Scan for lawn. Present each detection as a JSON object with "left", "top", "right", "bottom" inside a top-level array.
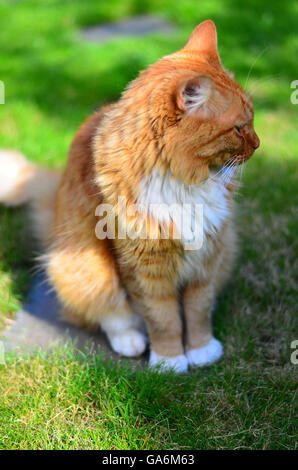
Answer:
[{"left": 0, "top": 0, "right": 297, "bottom": 450}]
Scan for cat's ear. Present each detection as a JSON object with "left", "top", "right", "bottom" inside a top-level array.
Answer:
[
  {"left": 184, "top": 19, "right": 221, "bottom": 66},
  {"left": 176, "top": 75, "right": 214, "bottom": 117},
  {"left": 176, "top": 75, "right": 232, "bottom": 119}
]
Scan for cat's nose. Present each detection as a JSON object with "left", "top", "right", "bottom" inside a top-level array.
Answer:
[
  {"left": 245, "top": 127, "right": 260, "bottom": 150},
  {"left": 251, "top": 132, "right": 260, "bottom": 149}
]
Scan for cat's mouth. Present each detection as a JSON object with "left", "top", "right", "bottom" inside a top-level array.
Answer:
[
  {"left": 208, "top": 130, "right": 260, "bottom": 168},
  {"left": 236, "top": 145, "right": 258, "bottom": 163},
  {"left": 209, "top": 144, "right": 258, "bottom": 169}
]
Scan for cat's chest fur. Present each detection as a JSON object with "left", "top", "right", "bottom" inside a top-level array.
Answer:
[{"left": 137, "top": 168, "right": 232, "bottom": 282}]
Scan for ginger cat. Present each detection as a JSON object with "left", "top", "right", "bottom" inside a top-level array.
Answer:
[{"left": 0, "top": 20, "right": 259, "bottom": 372}]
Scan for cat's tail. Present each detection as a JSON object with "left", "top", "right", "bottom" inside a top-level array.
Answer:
[{"left": 0, "top": 149, "right": 62, "bottom": 245}]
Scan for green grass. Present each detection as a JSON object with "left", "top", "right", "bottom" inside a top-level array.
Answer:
[
  {"left": 0, "top": 344, "right": 296, "bottom": 450},
  {"left": 0, "top": 0, "right": 297, "bottom": 450}
]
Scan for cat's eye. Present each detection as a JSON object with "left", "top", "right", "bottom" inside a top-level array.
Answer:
[{"left": 235, "top": 124, "right": 243, "bottom": 133}]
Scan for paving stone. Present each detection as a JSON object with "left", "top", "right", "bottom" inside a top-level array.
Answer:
[
  {"left": 80, "top": 15, "right": 177, "bottom": 43},
  {"left": 2, "top": 272, "right": 146, "bottom": 366}
]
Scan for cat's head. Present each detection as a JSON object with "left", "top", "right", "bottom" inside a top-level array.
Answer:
[{"left": 125, "top": 20, "right": 260, "bottom": 184}]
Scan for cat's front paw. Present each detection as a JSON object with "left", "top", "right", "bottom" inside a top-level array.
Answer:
[
  {"left": 108, "top": 329, "right": 148, "bottom": 357},
  {"left": 186, "top": 338, "right": 223, "bottom": 367},
  {"left": 149, "top": 351, "right": 188, "bottom": 373}
]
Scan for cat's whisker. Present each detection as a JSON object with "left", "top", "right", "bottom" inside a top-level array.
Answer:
[
  {"left": 244, "top": 46, "right": 271, "bottom": 90},
  {"left": 239, "top": 157, "right": 245, "bottom": 184},
  {"left": 247, "top": 75, "right": 281, "bottom": 97},
  {"left": 208, "top": 158, "right": 235, "bottom": 183},
  {"left": 247, "top": 73, "right": 281, "bottom": 91},
  {"left": 219, "top": 159, "right": 236, "bottom": 182},
  {"left": 216, "top": 169, "right": 233, "bottom": 186},
  {"left": 220, "top": 158, "right": 242, "bottom": 186}
]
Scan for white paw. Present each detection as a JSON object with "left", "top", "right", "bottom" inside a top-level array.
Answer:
[
  {"left": 187, "top": 338, "right": 223, "bottom": 367},
  {"left": 149, "top": 351, "right": 188, "bottom": 373},
  {"left": 108, "top": 329, "right": 147, "bottom": 357}
]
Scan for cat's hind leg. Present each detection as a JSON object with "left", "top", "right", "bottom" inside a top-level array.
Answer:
[{"left": 46, "top": 239, "right": 147, "bottom": 358}]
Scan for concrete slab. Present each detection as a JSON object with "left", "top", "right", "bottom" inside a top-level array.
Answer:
[
  {"left": 80, "top": 15, "right": 177, "bottom": 43},
  {"left": 2, "top": 273, "right": 146, "bottom": 366}
]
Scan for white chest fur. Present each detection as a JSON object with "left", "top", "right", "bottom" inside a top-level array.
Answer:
[
  {"left": 137, "top": 168, "right": 232, "bottom": 282},
  {"left": 138, "top": 169, "right": 231, "bottom": 240}
]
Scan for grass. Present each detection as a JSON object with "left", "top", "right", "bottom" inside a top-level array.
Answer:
[
  {"left": 0, "top": 345, "right": 296, "bottom": 450},
  {"left": 0, "top": 0, "right": 297, "bottom": 450}
]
